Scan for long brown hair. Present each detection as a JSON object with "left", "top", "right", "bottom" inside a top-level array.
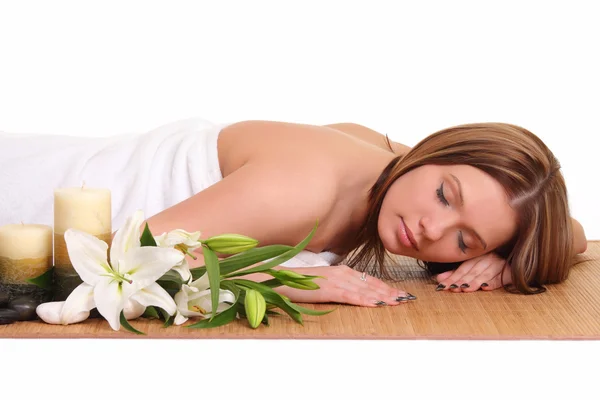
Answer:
[{"left": 346, "top": 123, "right": 573, "bottom": 295}]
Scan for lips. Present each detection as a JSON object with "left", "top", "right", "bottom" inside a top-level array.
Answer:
[{"left": 400, "top": 218, "right": 419, "bottom": 251}]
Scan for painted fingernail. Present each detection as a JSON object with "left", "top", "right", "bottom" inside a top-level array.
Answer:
[
  {"left": 460, "top": 283, "right": 470, "bottom": 288},
  {"left": 481, "top": 283, "right": 489, "bottom": 288},
  {"left": 395, "top": 296, "right": 409, "bottom": 302},
  {"left": 449, "top": 284, "right": 459, "bottom": 289},
  {"left": 375, "top": 300, "right": 387, "bottom": 306},
  {"left": 435, "top": 284, "right": 446, "bottom": 291},
  {"left": 406, "top": 293, "right": 417, "bottom": 300}
]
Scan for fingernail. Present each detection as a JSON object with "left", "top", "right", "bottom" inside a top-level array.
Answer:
[
  {"left": 449, "top": 284, "right": 459, "bottom": 289},
  {"left": 481, "top": 283, "right": 489, "bottom": 288},
  {"left": 435, "top": 284, "right": 446, "bottom": 291},
  {"left": 460, "top": 283, "right": 470, "bottom": 288},
  {"left": 395, "top": 296, "right": 409, "bottom": 302},
  {"left": 406, "top": 293, "right": 417, "bottom": 300},
  {"left": 374, "top": 300, "right": 387, "bottom": 306}
]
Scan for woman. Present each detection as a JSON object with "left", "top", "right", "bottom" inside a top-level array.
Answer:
[{"left": 0, "top": 118, "right": 588, "bottom": 307}]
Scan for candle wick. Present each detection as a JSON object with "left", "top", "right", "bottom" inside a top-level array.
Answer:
[{"left": 81, "top": 181, "right": 86, "bottom": 190}]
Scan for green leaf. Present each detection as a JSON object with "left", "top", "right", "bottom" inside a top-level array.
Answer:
[
  {"left": 186, "top": 301, "right": 238, "bottom": 329},
  {"left": 202, "top": 246, "right": 221, "bottom": 319},
  {"left": 256, "top": 278, "right": 283, "bottom": 288},
  {"left": 142, "top": 306, "right": 160, "bottom": 319},
  {"left": 163, "top": 315, "right": 174, "bottom": 328},
  {"left": 120, "top": 311, "right": 146, "bottom": 335},
  {"left": 156, "top": 269, "right": 184, "bottom": 294},
  {"left": 282, "top": 300, "right": 336, "bottom": 317},
  {"left": 140, "top": 222, "right": 157, "bottom": 247},
  {"left": 236, "top": 301, "right": 247, "bottom": 317},
  {"left": 155, "top": 307, "right": 174, "bottom": 327},
  {"left": 158, "top": 269, "right": 184, "bottom": 284},
  {"left": 25, "top": 267, "right": 54, "bottom": 290},
  {"left": 224, "top": 222, "right": 318, "bottom": 278},
  {"left": 261, "top": 312, "right": 269, "bottom": 326},
  {"left": 190, "top": 244, "right": 294, "bottom": 280}
]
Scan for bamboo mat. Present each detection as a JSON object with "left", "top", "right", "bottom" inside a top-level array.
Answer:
[{"left": 1, "top": 242, "right": 599, "bottom": 340}]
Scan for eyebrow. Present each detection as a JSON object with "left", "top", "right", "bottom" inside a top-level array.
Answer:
[{"left": 449, "top": 173, "right": 488, "bottom": 250}]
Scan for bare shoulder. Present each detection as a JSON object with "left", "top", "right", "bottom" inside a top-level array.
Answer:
[
  {"left": 217, "top": 120, "right": 361, "bottom": 176},
  {"left": 324, "top": 122, "right": 412, "bottom": 156}
]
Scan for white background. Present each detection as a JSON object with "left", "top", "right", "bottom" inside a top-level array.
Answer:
[{"left": 0, "top": 1, "right": 598, "bottom": 398}]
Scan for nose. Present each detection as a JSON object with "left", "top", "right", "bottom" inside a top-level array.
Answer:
[{"left": 419, "top": 214, "right": 456, "bottom": 242}]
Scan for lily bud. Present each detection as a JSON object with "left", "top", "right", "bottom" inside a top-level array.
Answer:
[
  {"left": 281, "top": 279, "right": 320, "bottom": 290},
  {"left": 275, "top": 270, "right": 309, "bottom": 280},
  {"left": 244, "top": 289, "right": 266, "bottom": 329},
  {"left": 204, "top": 234, "right": 259, "bottom": 254}
]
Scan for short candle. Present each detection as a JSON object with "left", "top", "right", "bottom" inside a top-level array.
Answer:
[{"left": 0, "top": 224, "right": 53, "bottom": 284}]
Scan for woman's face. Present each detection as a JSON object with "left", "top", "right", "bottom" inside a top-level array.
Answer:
[{"left": 378, "top": 164, "right": 518, "bottom": 263}]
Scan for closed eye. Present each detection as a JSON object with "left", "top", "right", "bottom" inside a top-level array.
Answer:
[
  {"left": 436, "top": 183, "right": 449, "bottom": 206},
  {"left": 437, "top": 182, "right": 469, "bottom": 254},
  {"left": 458, "top": 231, "right": 468, "bottom": 254}
]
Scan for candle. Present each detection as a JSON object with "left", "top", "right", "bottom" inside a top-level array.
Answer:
[
  {"left": 53, "top": 187, "right": 112, "bottom": 267},
  {"left": 53, "top": 187, "right": 112, "bottom": 300},
  {"left": 0, "top": 224, "right": 53, "bottom": 285}
]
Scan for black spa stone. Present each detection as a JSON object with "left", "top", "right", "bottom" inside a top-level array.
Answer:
[
  {"left": 8, "top": 296, "right": 39, "bottom": 321},
  {"left": 0, "top": 308, "right": 21, "bottom": 325},
  {"left": 0, "top": 290, "right": 9, "bottom": 306}
]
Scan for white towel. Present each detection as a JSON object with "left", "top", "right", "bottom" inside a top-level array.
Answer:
[
  {"left": 0, "top": 117, "right": 342, "bottom": 268},
  {"left": 0, "top": 117, "right": 228, "bottom": 230},
  {"left": 277, "top": 250, "right": 343, "bottom": 267}
]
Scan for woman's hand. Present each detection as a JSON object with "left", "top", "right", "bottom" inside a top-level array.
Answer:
[
  {"left": 434, "top": 253, "right": 512, "bottom": 293},
  {"left": 273, "top": 265, "right": 416, "bottom": 307}
]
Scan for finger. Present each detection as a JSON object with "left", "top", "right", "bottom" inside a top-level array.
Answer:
[
  {"left": 479, "top": 266, "right": 513, "bottom": 291},
  {"left": 435, "top": 270, "right": 453, "bottom": 283},
  {"left": 461, "top": 260, "right": 511, "bottom": 292},
  {"left": 337, "top": 288, "right": 384, "bottom": 307},
  {"left": 436, "top": 257, "right": 481, "bottom": 291},
  {"left": 360, "top": 276, "right": 411, "bottom": 305},
  {"left": 448, "top": 257, "right": 492, "bottom": 293},
  {"left": 454, "top": 258, "right": 500, "bottom": 292},
  {"left": 316, "top": 272, "right": 399, "bottom": 306},
  {"left": 347, "top": 269, "right": 411, "bottom": 304},
  {"left": 325, "top": 280, "right": 397, "bottom": 307}
]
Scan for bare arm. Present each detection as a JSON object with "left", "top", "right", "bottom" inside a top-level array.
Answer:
[
  {"left": 145, "top": 161, "right": 335, "bottom": 254},
  {"left": 143, "top": 159, "right": 408, "bottom": 306},
  {"left": 572, "top": 217, "right": 587, "bottom": 255}
]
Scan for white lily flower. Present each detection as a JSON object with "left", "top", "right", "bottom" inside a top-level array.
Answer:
[
  {"left": 154, "top": 229, "right": 202, "bottom": 250},
  {"left": 173, "top": 272, "right": 236, "bottom": 325},
  {"left": 122, "top": 298, "right": 147, "bottom": 320},
  {"left": 54, "top": 210, "right": 184, "bottom": 331},
  {"left": 154, "top": 229, "right": 202, "bottom": 282},
  {"left": 171, "top": 258, "right": 192, "bottom": 284}
]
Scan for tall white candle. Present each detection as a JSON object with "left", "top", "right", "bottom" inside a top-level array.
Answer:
[
  {"left": 53, "top": 187, "right": 112, "bottom": 271},
  {"left": 0, "top": 224, "right": 53, "bottom": 284}
]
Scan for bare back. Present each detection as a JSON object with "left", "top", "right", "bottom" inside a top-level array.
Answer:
[{"left": 145, "top": 120, "right": 395, "bottom": 258}]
